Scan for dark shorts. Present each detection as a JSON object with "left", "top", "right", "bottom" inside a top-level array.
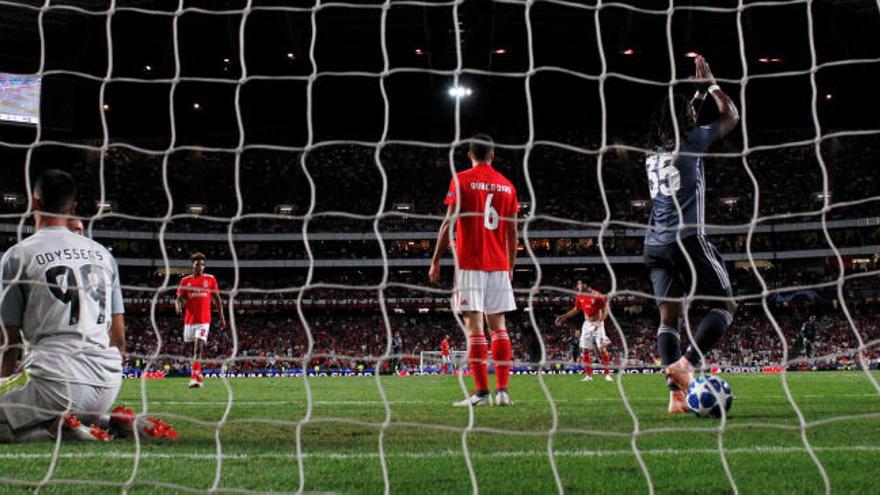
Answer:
[{"left": 643, "top": 235, "right": 732, "bottom": 306}]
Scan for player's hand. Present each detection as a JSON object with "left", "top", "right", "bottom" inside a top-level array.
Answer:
[
  {"left": 428, "top": 261, "right": 441, "bottom": 284},
  {"left": 695, "top": 55, "right": 716, "bottom": 85},
  {"left": 508, "top": 268, "right": 514, "bottom": 282},
  {"left": 219, "top": 320, "right": 227, "bottom": 331},
  {"left": 554, "top": 315, "right": 564, "bottom": 327},
  {"left": 175, "top": 305, "right": 182, "bottom": 315}
]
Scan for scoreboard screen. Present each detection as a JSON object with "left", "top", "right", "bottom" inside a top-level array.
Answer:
[{"left": 0, "top": 73, "right": 40, "bottom": 125}]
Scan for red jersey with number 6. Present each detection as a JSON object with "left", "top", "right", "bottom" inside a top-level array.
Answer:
[
  {"left": 444, "top": 163, "right": 519, "bottom": 271},
  {"left": 576, "top": 289, "right": 606, "bottom": 319},
  {"left": 177, "top": 274, "right": 218, "bottom": 325}
]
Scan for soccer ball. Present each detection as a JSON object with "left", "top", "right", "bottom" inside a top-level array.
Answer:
[{"left": 686, "top": 375, "right": 733, "bottom": 418}]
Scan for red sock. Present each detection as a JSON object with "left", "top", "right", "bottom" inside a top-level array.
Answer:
[
  {"left": 582, "top": 350, "right": 593, "bottom": 376},
  {"left": 468, "top": 335, "right": 489, "bottom": 394},
  {"left": 192, "top": 361, "right": 202, "bottom": 379},
  {"left": 601, "top": 353, "right": 611, "bottom": 375},
  {"left": 491, "top": 330, "right": 511, "bottom": 391}
]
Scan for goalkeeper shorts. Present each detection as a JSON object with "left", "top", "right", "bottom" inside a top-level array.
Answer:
[{"left": 0, "top": 372, "right": 120, "bottom": 430}]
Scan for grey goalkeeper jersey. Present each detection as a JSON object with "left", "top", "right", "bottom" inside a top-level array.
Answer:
[{"left": 0, "top": 226, "right": 124, "bottom": 387}]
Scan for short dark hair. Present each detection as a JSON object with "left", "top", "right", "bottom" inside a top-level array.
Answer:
[
  {"left": 34, "top": 169, "right": 77, "bottom": 214},
  {"left": 469, "top": 133, "right": 494, "bottom": 162},
  {"left": 191, "top": 252, "right": 207, "bottom": 262}
]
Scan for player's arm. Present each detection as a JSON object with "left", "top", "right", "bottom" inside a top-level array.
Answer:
[
  {"left": 108, "top": 315, "right": 126, "bottom": 354},
  {"left": 555, "top": 305, "right": 580, "bottom": 327},
  {"left": 696, "top": 55, "right": 739, "bottom": 139},
  {"left": 429, "top": 204, "right": 455, "bottom": 284},
  {"left": 0, "top": 251, "right": 24, "bottom": 377},
  {"left": 175, "top": 281, "right": 186, "bottom": 315},
  {"left": 690, "top": 89, "right": 707, "bottom": 122},
  {"left": 593, "top": 296, "right": 609, "bottom": 322},
  {"left": 506, "top": 206, "right": 518, "bottom": 281},
  {"left": 0, "top": 326, "right": 21, "bottom": 378},
  {"left": 108, "top": 257, "right": 126, "bottom": 354},
  {"left": 213, "top": 286, "right": 227, "bottom": 330}
]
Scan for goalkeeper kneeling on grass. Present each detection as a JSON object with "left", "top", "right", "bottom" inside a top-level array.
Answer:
[{"left": 0, "top": 170, "right": 176, "bottom": 442}]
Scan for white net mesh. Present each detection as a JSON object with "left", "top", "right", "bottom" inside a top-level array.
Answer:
[{"left": 0, "top": 0, "right": 878, "bottom": 492}]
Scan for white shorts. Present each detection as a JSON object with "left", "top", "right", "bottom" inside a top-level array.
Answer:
[
  {"left": 0, "top": 373, "right": 120, "bottom": 430},
  {"left": 453, "top": 270, "right": 516, "bottom": 315},
  {"left": 441, "top": 354, "right": 451, "bottom": 363},
  {"left": 184, "top": 323, "right": 210, "bottom": 343},
  {"left": 580, "top": 321, "right": 609, "bottom": 351}
]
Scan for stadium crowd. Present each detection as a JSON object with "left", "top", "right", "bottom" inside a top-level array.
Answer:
[
  {"left": 122, "top": 298, "right": 880, "bottom": 374},
  {"left": 20, "top": 225, "right": 871, "bottom": 262},
  {"left": 1, "top": 134, "right": 877, "bottom": 233}
]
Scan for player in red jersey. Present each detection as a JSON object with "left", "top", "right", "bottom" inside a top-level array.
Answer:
[
  {"left": 440, "top": 335, "right": 451, "bottom": 374},
  {"left": 555, "top": 280, "right": 612, "bottom": 382},
  {"left": 175, "top": 252, "right": 226, "bottom": 389},
  {"left": 429, "top": 134, "right": 519, "bottom": 407}
]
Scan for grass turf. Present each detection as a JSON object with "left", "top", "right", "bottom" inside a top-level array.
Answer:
[{"left": 0, "top": 371, "right": 877, "bottom": 494}]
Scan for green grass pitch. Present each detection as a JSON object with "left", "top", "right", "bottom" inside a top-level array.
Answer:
[{"left": 0, "top": 371, "right": 877, "bottom": 494}]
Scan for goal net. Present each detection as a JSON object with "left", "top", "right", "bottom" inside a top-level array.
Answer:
[
  {"left": 0, "top": 0, "right": 878, "bottom": 493},
  {"left": 420, "top": 350, "right": 470, "bottom": 374}
]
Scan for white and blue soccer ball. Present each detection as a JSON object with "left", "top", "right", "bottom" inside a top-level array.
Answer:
[{"left": 686, "top": 375, "right": 733, "bottom": 418}]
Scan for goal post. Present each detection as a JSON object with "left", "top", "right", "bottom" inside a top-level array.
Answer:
[{"left": 419, "top": 350, "right": 474, "bottom": 374}]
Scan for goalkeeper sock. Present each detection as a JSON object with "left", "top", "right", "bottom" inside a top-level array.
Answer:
[
  {"left": 658, "top": 325, "right": 682, "bottom": 391},
  {"left": 657, "top": 325, "right": 681, "bottom": 366},
  {"left": 581, "top": 350, "right": 592, "bottom": 376},
  {"left": 192, "top": 361, "right": 202, "bottom": 379},
  {"left": 491, "top": 330, "right": 511, "bottom": 392},
  {"left": 468, "top": 335, "right": 489, "bottom": 395},
  {"left": 684, "top": 308, "right": 733, "bottom": 367}
]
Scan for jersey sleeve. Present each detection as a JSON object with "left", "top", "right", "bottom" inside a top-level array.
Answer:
[
  {"left": 444, "top": 177, "right": 458, "bottom": 206},
  {"left": 686, "top": 121, "right": 723, "bottom": 153},
  {"left": 176, "top": 277, "right": 186, "bottom": 298},
  {"left": 0, "top": 249, "right": 25, "bottom": 327},
  {"left": 212, "top": 276, "right": 220, "bottom": 295},
  {"left": 110, "top": 255, "right": 125, "bottom": 315}
]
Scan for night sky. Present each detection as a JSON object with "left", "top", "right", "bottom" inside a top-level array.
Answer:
[{"left": 0, "top": 0, "right": 877, "bottom": 150}]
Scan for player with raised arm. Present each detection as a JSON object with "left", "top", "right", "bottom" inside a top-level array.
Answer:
[
  {"left": 440, "top": 334, "right": 451, "bottom": 374},
  {"left": 0, "top": 170, "right": 175, "bottom": 442},
  {"left": 555, "top": 280, "right": 612, "bottom": 382},
  {"left": 429, "top": 134, "right": 519, "bottom": 407},
  {"left": 642, "top": 55, "right": 740, "bottom": 414},
  {"left": 176, "top": 252, "right": 226, "bottom": 389}
]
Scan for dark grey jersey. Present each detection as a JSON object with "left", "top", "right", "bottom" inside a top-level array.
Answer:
[{"left": 644, "top": 121, "right": 722, "bottom": 246}]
